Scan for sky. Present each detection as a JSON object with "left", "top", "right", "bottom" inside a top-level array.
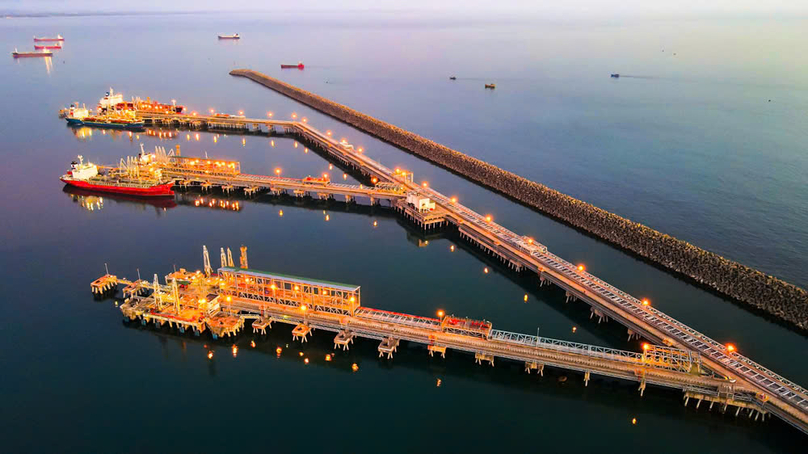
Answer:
[{"left": 3, "top": 0, "right": 808, "bottom": 18}]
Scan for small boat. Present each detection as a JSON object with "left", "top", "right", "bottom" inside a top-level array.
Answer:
[
  {"left": 449, "top": 76, "right": 457, "bottom": 80},
  {"left": 61, "top": 155, "right": 175, "bottom": 198},
  {"left": 281, "top": 61, "right": 305, "bottom": 69},
  {"left": 610, "top": 74, "right": 620, "bottom": 78},
  {"left": 218, "top": 34, "right": 240, "bottom": 39},
  {"left": 34, "top": 43, "right": 62, "bottom": 50},
  {"left": 484, "top": 83, "right": 496, "bottom": 89},
  {"left": 33, "top": 35, "right": 64, "bottom": 42},
  {"left": 12, "top": 48, "right": 52, "bottom": 58}
]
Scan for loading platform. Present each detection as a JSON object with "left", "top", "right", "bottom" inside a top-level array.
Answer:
[{"left": 94, "top": 246, "right": 779, "bottom": 428}]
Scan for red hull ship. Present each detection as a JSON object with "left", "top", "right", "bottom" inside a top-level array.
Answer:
[
  {"left": 61, "top": 156, "right": 175, "bottom": 198},
  {"left": 34, "top": 44, "right": 62, "bottom": 50},
  {"left": 281, "top": 61, "right": 304, "bottom": 69},
  {"left": 61, "top": 179, "right": 175, "bottom": 197}
]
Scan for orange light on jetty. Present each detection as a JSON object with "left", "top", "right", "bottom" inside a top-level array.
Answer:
[
  {"left": 437, "top": 310, "right": 445, "bottom": 318},
  {"left": 209, "top": 108, "right": 215, "bottom": 114},
  {"left": 267, "top": 112, "right": 273, "bottom": 117},
  {"left": 207, "top": 350, "right": 214, "bottom": 360},
  {"left": 270, "top": 284, "right": 276, "bottom": 290},
  {"left": 294, "top": 285, "right": 299, "bottom": 291},
  {"left": 225, "top": 296, "right": 232, "bottom": 302},
  {"left": 192, "top": 111, "right": 197, "bottom": 116},
  {"left": 322, "top": 173, "right": 329, "bottom": 179},
  {"left": 325, "top": 354, "right": 332, "bottom": 361},
  {"left": 351, "top": 363, "right": 359, "bottom": 372},
  {"left": 300, "top": 305, "right": 308, "bottom": 312},
  {"left": 726, "top": 344, "right": 736, "bottom": 353},
  {"left": 275, "top": 168, "right": 281, "bottom": 176},
  {"left": 642, "top": 298, "right": 650, "bottom": 306},
  {"left": 302, "top": 117, "right": 308, "bottom": 123},
  {"left": 291, "top": 112, "right": 297, "bottom": 119},
  {"left": 299, "top": 352, "right": 304, "bottom": 357},
  {"left": 572, "top": 326, "right": 577, "bottom": 333},
  {"left": 326, "top": 130, "right": 332, "bottom": 136},
  {"left": 304, "top": 358, "right": 310, "bottom": 364},
  {"left": 238, "top": 110, "right": 244, "bottom": 116},
  {"left": 422, "top": 182, "right": 428, "bottom": 188},
  {"left": 371, "top": 177, "right": 378, "bottom": 184},
  {"left": 577, "top": 264, "right": 585, "bottom": 272},
  {"left": 276, "top": 347, "right": 282, "bottom": 355},
  {"left": 527, "top": 238, "right": 534, "bottom": 245},
  {"left": 349, "top": 296, "right": 355, "bottom": 302},
  {"left": 395, "top": 168, "right": 401, "bottom": 174},
  {"left": 485, "top": 215, "right": 492, "bottom": 223},
  {"left": 450, "top": 197, "right": 457, "bottom": 204},
  {"left": 642, "top": 343, "right": 650, "bottom": 351}
]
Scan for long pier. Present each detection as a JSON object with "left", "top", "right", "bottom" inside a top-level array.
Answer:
[
  {"left": 94, "top": 246, "right": 771, "bottom": 422},
  {"left": 124, "top": 111, "right": 808, "bottom": 434}
]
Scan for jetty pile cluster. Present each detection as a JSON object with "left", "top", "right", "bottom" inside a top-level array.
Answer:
[{"left": 230, "top": 69, "right": 808, "bottom": 331}]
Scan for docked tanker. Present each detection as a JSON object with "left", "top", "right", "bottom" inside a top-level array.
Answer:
[
  {"left": 98, "top": 88, "right": 185, "bottom": 114},
  {"left": 60, "top": 155, "right": 174, "bottom": 197}
]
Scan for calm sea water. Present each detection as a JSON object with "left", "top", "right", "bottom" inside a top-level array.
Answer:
[{"left": 0, "top": 12, "right": 806, "bottom": 453}]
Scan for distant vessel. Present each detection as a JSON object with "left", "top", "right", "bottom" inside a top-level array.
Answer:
[
  {"left": 33, "top": 35, "right": 64, "bottom": 42},
  {"left": 449, "top": 76, "right": 457, "bottom": 80},
  {"left": 484, "top": 83, "right": 496, "bottom": 89},
  {"left": 34, "top": 43, "right": 62, "bottom": 50},
  {"left": 218, "top": 34, "right": 240, "bottom": 39},
  {"left": 12, "top": 48, "right": 52, "bottom": 58},
  {"left": 61, "top": 155, "right": 174, "bottom": 197},
  {"left": 610, "top": 74, "right": 620, "bottom": 78},
  {"left": 281, "top": 61, "right": 305, "bottom": 69}
]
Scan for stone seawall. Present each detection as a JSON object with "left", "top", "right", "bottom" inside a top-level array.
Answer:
[{"left": 230, "top": 68, "right": 808, "bottom": 331}]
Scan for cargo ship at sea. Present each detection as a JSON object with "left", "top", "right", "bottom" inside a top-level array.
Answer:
[
  {"left": 218, "top": 34, "right": 240, "bottom": 39},
  {"left": 60, "top": 155, "right": 174, "bottom": 197},
  {"left": 12, "top": 48, "right": 52, "bottom": 58},
  {"left": 281, "top": 61, "right": 304, "bottom": 69},
  {"left": 34, "top": 43, "right": 62, "bottom": 50},
  {"left": 33, "top": 35, "right": 64, "bottom": 42}
]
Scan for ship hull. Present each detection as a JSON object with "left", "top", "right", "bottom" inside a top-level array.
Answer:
[
  {"left": 34, "top": 45, "right": 61, "bottom": 50},
  {"left": 66, "top": 119, "right": 145, "bottom": 130},
  {"left": 13, "top": 52, "right": 52, "bottom": 58},
  {"left": 34, "top": 37, "right": 64, "bottom": 42},
  {"left": 61, "top": 179, "right": 175, "bottom": 197},
  {"left": 280, "top": 65, "right": 304, "bottom": 69}
]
